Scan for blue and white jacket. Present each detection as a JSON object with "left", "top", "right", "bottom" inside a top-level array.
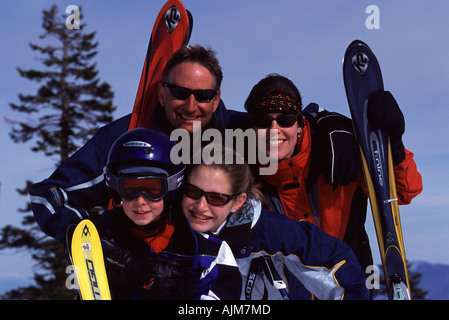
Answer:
[{"left": 219, "top": 195, "right": 369, "bottom": 300}]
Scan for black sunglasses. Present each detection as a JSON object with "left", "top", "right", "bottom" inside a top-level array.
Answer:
[
  {"left": 163, "top": 83, "right": 219, "bottom": 103},
  {"left": 251, "top": 114, "right": 299, "bottom": 128},
  {"left": 183, "top": 182, "right": 235, "bottom": 206}
]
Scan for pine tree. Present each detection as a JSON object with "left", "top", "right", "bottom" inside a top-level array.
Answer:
[
  {"left": 8, "top": 5, "right": 115, "bottom": 164},
  {"left": 0, "top": 5, "right": 115, "bottom": 299}
]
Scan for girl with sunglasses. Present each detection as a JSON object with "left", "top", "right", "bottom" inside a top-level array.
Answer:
[
  {"left": 98, "top": 128, "right": 241, "bottom": 300},
  {"left": 181, "top": 146, "right": 369, "bottom": 300},
  {"left": 245, "top": 74, "right": 422, "bottom": 286},
  {"left": 181, "top": 146, "right": 253, "bottom": 234}
]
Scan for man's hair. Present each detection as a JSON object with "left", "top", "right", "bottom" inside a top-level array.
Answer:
[{"left": 162, "top": 45, "right": 223, "bottom": 90}]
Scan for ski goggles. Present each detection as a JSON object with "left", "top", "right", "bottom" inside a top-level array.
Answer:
[
  {"left": 251, "top": 113, "right": 299, "bottom": 128},
  {"left": 113, "top": 176, "right": 168, "bottom": 201},
  {"left": 183, "top": 182, "right": 235, "bottom": 206},
  {"left": 106, "top": 169, "right": 184, "bottom": 201},
  {"left": 162, "top": 83, "right": 219, "bottom": 103}
]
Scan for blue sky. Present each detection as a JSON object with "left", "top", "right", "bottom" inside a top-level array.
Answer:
[{"left": 1, "top": 1, "right": 448, "bottom": 288}]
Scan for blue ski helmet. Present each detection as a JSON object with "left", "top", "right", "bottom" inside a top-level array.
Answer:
[{"left": 105, "top": 128, "right": 184, "bottom": 203}]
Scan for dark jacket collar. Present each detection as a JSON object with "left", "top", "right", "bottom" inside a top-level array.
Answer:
[{"left": 217, "top": 194, "right": 262, "bottom": 257}]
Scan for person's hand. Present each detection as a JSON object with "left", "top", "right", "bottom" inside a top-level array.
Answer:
[
  {"left": 367, "top": 90, "right": 406, "bottom": 165},
  {"left": 104, "top": 245, "right": 181, "bottom": 299}
]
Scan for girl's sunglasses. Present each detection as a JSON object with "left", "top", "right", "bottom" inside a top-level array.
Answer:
[
  {"left": 251, "top": 114, "right": 299, "bottom": 128},
  {"left": 183, "top": 182, "right": 235, "bottom": 206},
  {"left": 163, "top": 83, "right": 219, "bottom": 103}
]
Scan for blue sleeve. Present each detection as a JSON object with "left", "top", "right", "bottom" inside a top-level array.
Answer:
[{"left": 29, "top": 115, "right": 130, "bottom": 240}]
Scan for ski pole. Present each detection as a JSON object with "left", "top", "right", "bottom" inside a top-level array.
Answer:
[{"left": 259, "top": 255, "right": 290, "bottom": 300}]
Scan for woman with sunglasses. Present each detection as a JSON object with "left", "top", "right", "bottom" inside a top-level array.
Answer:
[
  {"left": 181, "top": 146, "right": 368, "bottom": 300},
  {"left": 245, "top": 74, "right": 422, "bottom": 284},
  {"left": 98, "top": 128, "right": 241, "bottom": 300}
]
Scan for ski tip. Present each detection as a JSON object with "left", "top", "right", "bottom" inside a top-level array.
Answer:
[
  {"left": 344, "top": 40, "right": 371, "bottom": 58},
  {"left": 342, "top": 39, "right": 375, "bottom": 69},
  {"left": 347, "top": 39, "right": 370, "bottom": 49}
]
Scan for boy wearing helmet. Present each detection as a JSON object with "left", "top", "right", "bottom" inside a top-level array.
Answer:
[{"left": 98, "top": 128, "right": 241, "bottom": 300}]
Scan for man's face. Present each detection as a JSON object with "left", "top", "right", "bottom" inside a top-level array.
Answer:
[{"left": 158, "top": 62, "right": 221, "bottom": 133}]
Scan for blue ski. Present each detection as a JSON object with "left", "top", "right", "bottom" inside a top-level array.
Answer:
[{"left": 343, "top": 40, "right": 410, "bottom": 300}]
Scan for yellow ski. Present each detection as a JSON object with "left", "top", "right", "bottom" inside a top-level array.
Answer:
[{"left": 71, "top": 219, "right": 111, "bottom": 300}]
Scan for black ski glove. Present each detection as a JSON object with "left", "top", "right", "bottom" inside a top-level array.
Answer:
[
  {"left": 367, "top": 90, "right": 406, "bottom": 165},
  {"left": 103, "top": 244, "right": 181, "bottom": 299},
  {"left": 304, "top": 104, "right": 362, "bottom": 186}
]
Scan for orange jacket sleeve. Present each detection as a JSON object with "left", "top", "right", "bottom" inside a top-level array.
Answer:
[{"left": 394, "top": 148, "right": 423, "bottom": 205}]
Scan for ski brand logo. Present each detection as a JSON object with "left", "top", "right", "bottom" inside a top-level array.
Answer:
[
  {"left": 352, "top": 52, "right": 369, "bottom": 76},
  {"left": 123, "top": 141, "right": 152, "bottom": 148},
  {"left": 245, "top": 271, "right": 257, "bottom": 300},
  {"left": 386, "top": 231, "right": 395, "bottom": 244},
  {"left": 123, "top": 141, "right": 154, "bottom": 155},
  {"left": 82, "top": 224, "right": 91, "bottom": 237},
  {"left": 363, "top": 100, "right": 384, "bottom": 187},
  {"left": 86, "top": 259, "right": 102, "bottom": 299},
  {"left": 371, "top": 141, "right": 384, "bottom": 187},
  {"left": 165, "top": 6, "right": 181, "bottom": 33},
  {"left": 82, "top": 242, "right": 91, "bottom": 252}
]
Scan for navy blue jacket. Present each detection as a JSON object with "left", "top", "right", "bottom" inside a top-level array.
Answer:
[{"left": 220, "top": 195, "right": 369, "bottom": 300}]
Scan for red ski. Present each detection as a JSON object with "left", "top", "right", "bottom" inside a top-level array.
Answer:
[{"left": 128, "top": 0, "right": 193, "bottom": 130}]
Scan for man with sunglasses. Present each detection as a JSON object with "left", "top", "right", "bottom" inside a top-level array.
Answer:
[{"left": 156, "top": 45, "right": 248, "bottom": 135}]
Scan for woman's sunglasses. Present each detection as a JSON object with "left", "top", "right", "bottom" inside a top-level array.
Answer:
[
  {"left": 183, "top": 182, "right": 235, "bottom": 206},
  {"left": 251, "top": 114, "right": 299, "bottom": 128},
  {"left": 163, "top": 83, "right": 219, "bottom": 103}
]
